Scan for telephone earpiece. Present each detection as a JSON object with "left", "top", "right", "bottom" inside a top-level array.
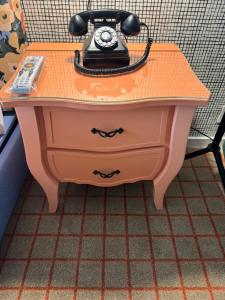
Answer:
[
  {"left": 120, "top": 14, "right": 141, "bottom": 36},
  {"left": 69, "top": 9, "right": 141, "bottom": 37},
  {"left": 69, "top": 14, "right": 88, "bottom": 36}
]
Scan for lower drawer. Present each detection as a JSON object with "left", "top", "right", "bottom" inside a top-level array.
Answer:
[{"left": 47, "top": 147, "right": 166, "bottom": 186}]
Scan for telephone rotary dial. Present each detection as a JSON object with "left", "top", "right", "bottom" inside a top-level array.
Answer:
[{"left": 94, "top": 26, "right": 118, "bottom": 49}]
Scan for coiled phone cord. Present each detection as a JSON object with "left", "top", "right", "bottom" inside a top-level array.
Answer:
[{"left": 74, "top": 23, "right": 153, "bottom": 76}]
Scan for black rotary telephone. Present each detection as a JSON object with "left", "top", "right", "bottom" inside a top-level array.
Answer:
[{"left": 69, "top": 9, "right": 153, "bottom": 76}]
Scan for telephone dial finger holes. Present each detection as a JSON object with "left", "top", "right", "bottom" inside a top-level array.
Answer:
[{"left": 94, "top": 26, "right": 118, "bottom": 49}]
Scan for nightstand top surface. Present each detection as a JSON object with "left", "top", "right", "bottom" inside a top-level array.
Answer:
[{"left": 0, "top": 42, "right": 210, "bottom": 107}]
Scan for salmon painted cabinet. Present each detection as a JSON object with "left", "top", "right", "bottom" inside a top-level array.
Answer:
[{"left": 0, "top": 43, "right": 211, "bottom": 212}]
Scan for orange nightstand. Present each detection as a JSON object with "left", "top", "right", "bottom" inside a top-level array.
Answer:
[{"left": 0, "top": 43, "right": 211, "bottom": 212}]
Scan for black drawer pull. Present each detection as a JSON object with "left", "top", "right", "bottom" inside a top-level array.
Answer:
[
  {"left": 93, "top": 170, "right": 120, "bottom": 179},
  {"left": 91, "top": 128, "right": 124, "bottom": 138}
]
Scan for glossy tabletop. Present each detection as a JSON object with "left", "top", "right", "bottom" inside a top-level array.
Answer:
[{"left": 0, "top": 43, "right": 211, "bottom": 107}]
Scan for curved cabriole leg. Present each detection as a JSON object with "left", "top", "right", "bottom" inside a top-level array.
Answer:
[
  {"left": 43, "top": 183, "right": 59, "bottom": 213},
  {"left": 153, "top": 181, "right": 169, "bottom": 210},
  {"left": 15, "top": 107, "right": 59, "bottom": 213},
  {"left": 153, "top": 105, "right": 196, "bottom": 209}
]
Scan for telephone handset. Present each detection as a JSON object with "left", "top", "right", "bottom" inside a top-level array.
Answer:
[{"left": 69, "top": 9, "right": 153, "bottom": 76}]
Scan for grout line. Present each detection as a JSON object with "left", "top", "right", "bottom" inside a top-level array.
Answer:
[
  {"left": 124, "top": 185, "right": 132, "bottom": 300},
  {"left": 2, "top": 286, "right": 225, "bottom": 291},
  {"left": 165, "top": 198, "right": 187, "bottom": 299},
  {"left": 44, "top": 183, "right": 68, "bottom": 300},
  {"left": 100, "top": 188, "right": 107, "bottom": 300},
  {"left": 5, "top": 233, "right": 225, "bottom": 238},
  {"left": 142, "top": 182, "right": 159, "bottom": 300},
  {"left": 16, "top": 183, "right": 46, "bottom": 300},
  {"left": 1, "top": 257, "right": 225, "bottom": 263},
  {"left": 12, "top": 210, "right": 225, "bottom": 217},
  {"left": 73, "top": 185, "right": 88, "bottom": 300}
]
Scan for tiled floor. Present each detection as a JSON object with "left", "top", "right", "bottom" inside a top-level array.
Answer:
[{"left": 0, "top": 152, "right": 225, "bottom": 300}]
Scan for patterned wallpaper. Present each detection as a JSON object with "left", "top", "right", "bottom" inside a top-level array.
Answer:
[
  {"left": 21, "top": 0, "right": 225, "bottom": 137},
  {"left": 0, "top": 0, "right": 26, "bottom": 88}
]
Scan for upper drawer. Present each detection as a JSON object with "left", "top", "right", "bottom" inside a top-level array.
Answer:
[{"left": 43, "top": 106, "right": 173, "bottom": 152}]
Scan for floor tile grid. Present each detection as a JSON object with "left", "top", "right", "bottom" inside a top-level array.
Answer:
[
  {"left": 1, "top": 198, "right": 225, "bottom": 266},
  {"left": 176, "top": 153, "right": 225, "bottom": 296},
  {"left": 9, "top": 196, "right": 225, "bottom": 221},
  {"left": 0, "top": 180, "right": 72, "bottom": 297},
  {"left": 176, "top": 165, "right": 214, "bottom": 299},
  {"left": 17, "top": 184, "right": 47, "bottom": 299},
  {"left": 142, "top": 182, "right": 162, "bottom": 300},
  {"left": 3, "top": 255, "right": 225, "bottom": 264},
  {"left": 6, "top": 194, "right": 225, "bottom": 243},
  {"left": 14, "top": 210, "right": 225, "bottom": 218},
  {"left": 200, "top": 153, "right": 225, "bottom": 291},
  {"left": 123, "top": 185, "right": 132, "bottom": 300},
  {"left": 7, "top": 233, "right": 225, "bottom": 244},
  {"left": 100, "top": 187, "right": 107, "bottom": 300},
  {"left": 6, "top": 221, "right": 225, "bottom": 238},
  {"left": 192, "top": 154, "right": 225, "bottom": 293},
  {"left": 9, "top": 178, "right": 225, "bottom": 225},
  {"left": 73, "top": 185, "right": 88, "bottom": 300},
  {"left": 1, "top": 224, "right": 225, "bottom": 265},
  {"left": 45, "top": 183, "right": 69, "bottom": 300},
  {"left": 10, "top": 175, "right": 225, "bottom": 219},
  {"left": 164, "top": 198, "right": 187, "bottom": 299},
  {"left": 191, "top": 155, "right": 225, "bottom": 259},
  {"left": 0, "top": 155, "right": 225, "bottom": 298},
  {"left": 4, "top": 220, "right": 225, "bottom": 237}
]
